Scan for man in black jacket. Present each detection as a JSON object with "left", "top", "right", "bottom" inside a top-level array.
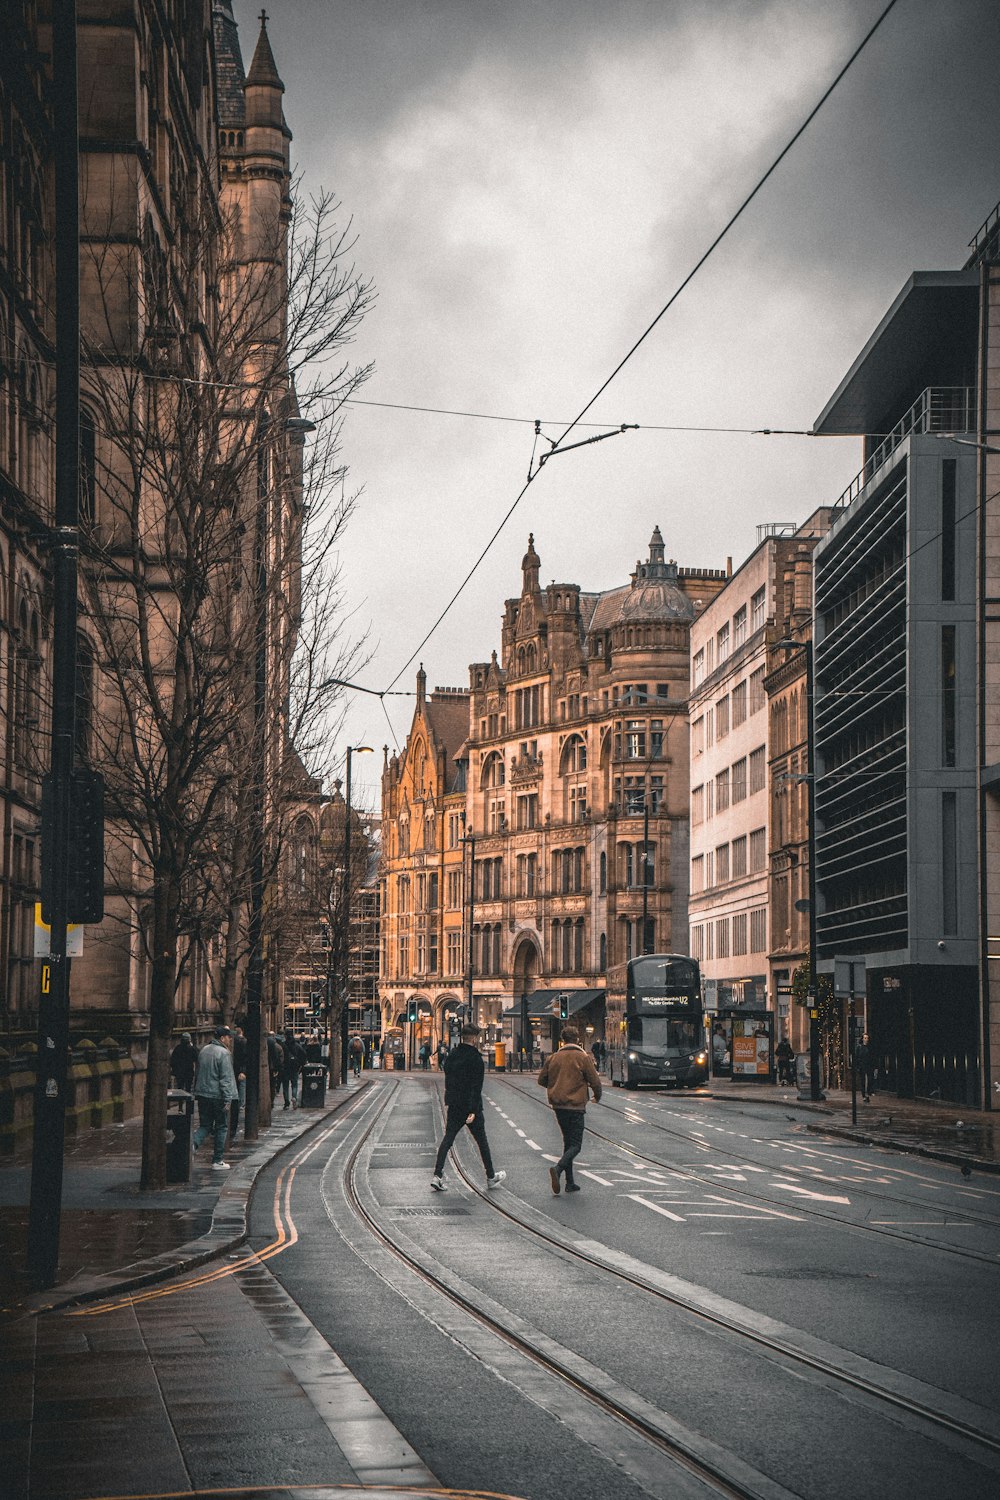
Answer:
[{"left": 431, "top": 1025, "right": 506, "bottom": 1191}]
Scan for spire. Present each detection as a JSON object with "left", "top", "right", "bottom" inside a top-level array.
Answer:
[
  {"left": 521, "top": 533, "right": 540, "bottom": 594},
  {"left": 649, "top": 525, "right": 665, "bottom": 565},
  {"left": 247, "top": 10, "right": 284, "bottom": 92},
  {"left": 416, "top": 664, "right": 426, "bottom": 707}
]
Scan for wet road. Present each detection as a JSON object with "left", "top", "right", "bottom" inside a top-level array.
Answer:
[{"left": 246, "top": 1073, "right": 1000, "bottom": 1500}]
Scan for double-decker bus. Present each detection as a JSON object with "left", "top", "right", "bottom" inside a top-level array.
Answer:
[{"left": 606, "top": 954, "right": 708, "bottom": 1088}]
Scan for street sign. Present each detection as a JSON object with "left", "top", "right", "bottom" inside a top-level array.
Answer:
[
  {"left": 834, "top": 956, "right": 866, "bottom": 999},
  {"left": 34, "top": 904, "right": 83, "bottom": 958}
]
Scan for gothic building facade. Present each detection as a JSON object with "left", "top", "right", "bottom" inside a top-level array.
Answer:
[{"left": 1, "top": 4, "right": 304, "bottom": 1083}]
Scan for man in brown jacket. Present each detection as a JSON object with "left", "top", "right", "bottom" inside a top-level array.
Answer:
[{"left": 537, "top": 1025, "right": 602, "bottom": 1194}]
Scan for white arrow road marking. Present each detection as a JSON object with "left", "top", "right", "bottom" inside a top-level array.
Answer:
[
  {"left": 772, "top": 1181, "right": 850, "bottom": 1204},
  {"left": 579, "top": 1168, "right": 615, "bottom": 1185}
]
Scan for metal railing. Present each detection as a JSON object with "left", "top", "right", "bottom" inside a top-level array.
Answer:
[
  {"left": 832, "top": 387, "right": 974, "bottom": 512},
  {"left": 967, "top": 198, "right": 1000, "bottom": 267}
]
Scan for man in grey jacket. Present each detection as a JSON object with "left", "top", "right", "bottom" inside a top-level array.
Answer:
[{"left": 192, "top": 1025, "right": 239, "bottom": 1170}]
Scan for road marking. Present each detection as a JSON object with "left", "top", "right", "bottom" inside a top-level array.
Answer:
[
  {"left": 628, "top": 1194, "right": 685, "bottom": 1222},
  {"left": 772, "top": 1181, "right": 850, "bottom": 1205},
  {"left": 579, "top": 1168, "right": 614, "bottom": 1185},
  {"left": 526, "top": 1139, "right": 542, "bottom": 1151},
  {"left": 871, "top": 1220, "right": 975, "bottom": 1227}
]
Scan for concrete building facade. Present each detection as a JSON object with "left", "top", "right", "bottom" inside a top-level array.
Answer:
[{"left": 688, "top": 518, "right": 829, "bottom": 1019}]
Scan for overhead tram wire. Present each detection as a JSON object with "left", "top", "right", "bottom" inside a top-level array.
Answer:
[
  {"left": 344, "top": 395, "right": 831, "bottom": 437},
  {"left": 548, "top": 0, "right": 900, "bottom": 456},
  {"left": 379, "top": 1, "right": 899, "bottom": 694}
]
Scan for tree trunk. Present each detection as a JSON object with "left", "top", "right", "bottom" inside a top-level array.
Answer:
[{"left": 141, "top": 877, "right": 180, "bottom": 1190}]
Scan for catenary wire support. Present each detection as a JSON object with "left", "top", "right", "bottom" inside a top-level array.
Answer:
[{"left": 534, "top": 422, "right": 639, "bottom": 476}]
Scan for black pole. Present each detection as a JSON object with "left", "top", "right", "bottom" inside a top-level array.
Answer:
[
  {"left": 850, "top": 998, "right": 858, "bottom": 1126},
  {"left": 520, "top": 990, "right": 528, "bottom": 1072},
  {"left": 341, "top": 747, "right": 353, "bottom": 1086},
  {"left": 465, "top": 826, "right": 476, "bottom": 1027},
  {"left": 641, "top": 795, "right": 650, "bottom": 953},
  {"left": 804, "top": 639, "right": 824, "bottom": 1101},
  {"left": 27, "top": 0, "right": 79, "bottom": 1290},
  {"left": 243, "top": 440, "right": 269, "bottom": 1142}
]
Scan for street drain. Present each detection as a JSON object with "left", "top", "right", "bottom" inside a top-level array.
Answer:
[{"left": 390, "top": 1205, "right": 470, "bottom": 1217}]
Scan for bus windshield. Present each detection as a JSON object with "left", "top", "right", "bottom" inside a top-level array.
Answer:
[{"left": 626, "top": 1016, "right": 701, "bottom": 1051}]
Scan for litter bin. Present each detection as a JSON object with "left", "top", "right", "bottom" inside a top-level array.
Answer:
[
  {"left": 301, "top": 1062, "right": 327, "bottom": 1108},
  {"left": 393, "top": 1053, "right": 405, "bottom": 1071},
  {"left": 494, "top": 1042, "right": 506, "bottom": 1071},
  {"left": 166, "top": 1089, "right": 194, "bottom": 1183}
]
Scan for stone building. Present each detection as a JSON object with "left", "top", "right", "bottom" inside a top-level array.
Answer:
[
  {"left": 0, "top": 6, "right": 307, "bottom": 1112},
  {"left": 762, "top": 513, "right": 832, "bottom": 1055},
  {"left": 379, "top": 530, "right": 727, "bottom": 1056},
  {"left": 379, "top": 673, "right": 470, "bottom": 1051},
  {"left": 688, "top": 516, "right": 829, "bottom": 1029}
]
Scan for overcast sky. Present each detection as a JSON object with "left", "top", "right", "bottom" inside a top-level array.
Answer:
[{"left": 232, "top": 0, "right": 1000, "bottom": 806}]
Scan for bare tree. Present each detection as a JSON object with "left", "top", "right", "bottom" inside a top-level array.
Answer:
[{"left": 77, "top": 178, "right": 373, "bottom": 1187}]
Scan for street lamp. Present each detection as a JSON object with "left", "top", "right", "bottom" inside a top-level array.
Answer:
[
  {"left": 460, "top": 812, "right": 475, "bottom": 1028},
  {"left": 340, "top": 744, "right": 373, "bottom": 1085},
  {"left": 776, "top": 637, "right": 824, "bottom": 1102}
]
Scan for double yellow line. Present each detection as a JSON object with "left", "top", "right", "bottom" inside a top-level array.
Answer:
[{"left": 69, "top": 1117, "right": 341, "bottom": 1318}]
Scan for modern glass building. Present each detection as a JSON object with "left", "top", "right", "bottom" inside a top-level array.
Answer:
[{"left": 812, "top": 273, "right": 980, "bottom": 1103}]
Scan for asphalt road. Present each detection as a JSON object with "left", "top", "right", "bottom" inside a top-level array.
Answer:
[{"left": 245, "top": 1073, "right": 1000, "bottom": 1500}]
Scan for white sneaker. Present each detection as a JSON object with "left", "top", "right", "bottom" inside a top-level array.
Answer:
[
  {"left": 487, "top": 1171, "right": 507, "bottom": 1189},
  {"left": 212, "top": 1161, "right": 231, "bottom": 1171},
  {"left": 430, "top": 1175, "right": 447, "bottom": 1192}
]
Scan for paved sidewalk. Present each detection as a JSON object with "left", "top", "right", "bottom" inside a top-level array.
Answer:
[{"left": 0, "top": 1080, "right": 369, "bottom": 1319}]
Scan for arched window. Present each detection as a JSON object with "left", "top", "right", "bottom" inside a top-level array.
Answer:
[
  {"left": 599, "top": 851, "right": 607, "bottom": 894},
  {"left": 290, "top": 815, "right": 314, "bottom": 894},
  {"left": 480, "top": 751, "right": 505, "bottom": 790},
  {"left": 560, "top": 734, "right": 587, "bottom": 775},
  {"left": 573, "top": 919, "right": 584, "bottom": 972},
  {"left": 599, "top": 931, "right": 607, "bottom": 972}
]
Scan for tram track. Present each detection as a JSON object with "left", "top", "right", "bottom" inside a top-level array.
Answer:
[
  {"left": 495, "top": 1075, "right": 1000, "bottom": 1265},
  {"left": 338, "top": 1078, "right": 1000, "bottom": 1493},
  {"left": 339, "top": 1078, "right": 794, "bottom": 1500}
]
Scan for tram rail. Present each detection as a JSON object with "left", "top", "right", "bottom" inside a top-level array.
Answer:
[{"left": 339, "top": 1078, "right": 1000, "bottom": 1489}]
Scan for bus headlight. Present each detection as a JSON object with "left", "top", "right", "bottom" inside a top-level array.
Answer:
[
  {"left": 695, "top": 1052, "right": 708, "bottom": 1065},
  {"left": 627, "top": 1052, "right": 638, "bottom": 1062}
]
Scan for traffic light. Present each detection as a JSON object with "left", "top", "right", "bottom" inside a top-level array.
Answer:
[
  {"left": 40, "top": 768, "right": 106, "bottom": 926},
  {"left": 559, "top": 993, "right": 569, "bottom": 1020},
  {"left": 407, "top": 999, "right": 418, "bottom": 1024}
]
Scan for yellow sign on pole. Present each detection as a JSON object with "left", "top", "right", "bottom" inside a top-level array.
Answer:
[{"left": 33, "top": 904, "right": 83, "bottom": 958}]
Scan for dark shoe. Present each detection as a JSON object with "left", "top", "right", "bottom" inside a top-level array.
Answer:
[
  {"left": 565, "top": 1183, "right": 581, "bottom": 1193},
  {"left": 549, "top": 1166, "right": 561, "bottom": 1196}
]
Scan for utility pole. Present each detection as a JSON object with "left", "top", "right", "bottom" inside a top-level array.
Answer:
[
  {"left": 27, "top": 0, "right": 79, "bottom": 1291},
  {"left": 462, "top": 814, "right": 475, "bottom": 1027},
  {"left": 341, "top": 745, "right": 372, "bottom": 1084}
]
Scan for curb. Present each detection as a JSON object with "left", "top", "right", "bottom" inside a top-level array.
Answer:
[
  {"left": 20, "top": 1081, "right": 370, "bottom": 1317},
  {"left": 804, "top": 1119, "right": 1000, "bottom": 1175}
]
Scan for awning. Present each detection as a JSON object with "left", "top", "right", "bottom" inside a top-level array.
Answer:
[{"left": 501, "top": 988, "right": 605, "bottom": 1019}]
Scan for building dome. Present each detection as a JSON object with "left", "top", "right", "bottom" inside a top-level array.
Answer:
[{"left": 587, "top": 527, "right": 693, "bottom": 634}]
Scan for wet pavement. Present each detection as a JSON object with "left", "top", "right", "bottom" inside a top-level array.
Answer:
[{"left": 0, "top": 1083, "right": 368, "bottom": 1318}]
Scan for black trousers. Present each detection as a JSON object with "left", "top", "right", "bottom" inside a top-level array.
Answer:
[
  {"left": 554, "top": 1107, "right": 586, "bottom": 1184},
  {"left": 434, "top": 1108, "right": 495, "bottom": 1178}
]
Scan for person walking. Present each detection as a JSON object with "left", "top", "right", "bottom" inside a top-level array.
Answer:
[
  {"left": 538, "top": 1025, "right": 602, "bottom": 1195},
  {"left": 775, "top": 1034, "right": 795, "bottom": 1086},
  {"left": 192, "top": 1025, "right": 239, "bottom": 1170},
  {"left": 349, "top": 1035, "right": 364, "bottom": 1078},
  {"left": 170, "top": 1031, "right": 198, "bottom": 1092},
  {"left": 282, "top": 1029, "right": 305, "bottom": 1108},
  {"left": 267, "top": 1032, "right": 284, "bottom": 1103},
  {"left": 431, "top": 1024, "right": 506, "bottom": 1192},
  {"left": 418, "top": 1040, "right": 431, "bottom": 1071},
  {"left": 855, "top": 1032, "right": 875, "bottom": 1101}
]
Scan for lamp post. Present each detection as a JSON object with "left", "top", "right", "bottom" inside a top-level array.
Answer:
[
  {"left": 776, "top": 637, "right": 824, "bottom": 1102},
  {"left": 340, "top": 744, "right": 373, "bottom": 1085},
  {"left": 461, "top": 813, "right": 475, "bottom": 1028}
]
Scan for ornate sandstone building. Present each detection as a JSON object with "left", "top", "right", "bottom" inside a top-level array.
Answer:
[{"left": 380, "top": 531, "right": 726, "bottom": 1052}]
